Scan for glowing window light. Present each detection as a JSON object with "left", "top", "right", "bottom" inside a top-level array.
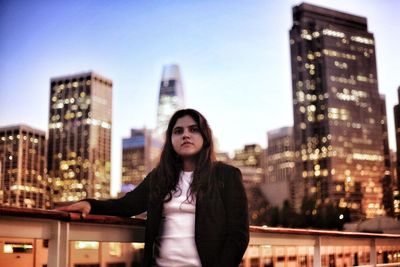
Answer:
[
  {"left": 48, "top": 122, "right": 63, "bottom": 129},
  {"left": 301, "top": 33, "right": 312, "bottom": 40},
  {"left": 74, "top": 241, "right": 99, "bottom": 250},
  {"left": 3, "top": 243, "right": 33, "bottom": 253},
  {"left": 322, "top": 29, "right": 345, "bottom": 38},
  {"left": 351, "top": 35, "right": 374, "bottom": 45},
  {"left": 132, "top": 243, "right": 145, "bottom": 249},
  {"left": 109, "top": 242, "right": 122, "bottom": 257},
  {"left": 352, "top": 153, "right": 383, "bottom": 161},
  {"left": 3, "top": 244, "right": 13, "bottom": 253}
]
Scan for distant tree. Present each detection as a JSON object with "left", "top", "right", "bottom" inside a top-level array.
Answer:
[
  {"left": 298, "top": 196, "right": 352, "bottom": 229},
  {"left": 263, "top": 196, "right": 352, "bottom": 229},
  {"left": 300, "top": 195, "right": 316, "bottom": 227},
  {"left": 280, "top": 200, "right": 298, "bottom": 227},
  {"left": 268, "top": 206, "right": 280, "bottom": 226}
]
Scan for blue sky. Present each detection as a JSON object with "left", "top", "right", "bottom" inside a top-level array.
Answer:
[{"left": 1, "top": 0, "right": 399, "bottom": 195}]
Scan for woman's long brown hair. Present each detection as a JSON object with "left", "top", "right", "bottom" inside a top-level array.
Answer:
[{"left": 151, "top": 109, "right": 216, "bottom": 202}]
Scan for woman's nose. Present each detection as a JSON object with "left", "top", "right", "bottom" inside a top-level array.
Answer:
[{"left": 182, "top": 129, "right": 190, "bottom": 138}]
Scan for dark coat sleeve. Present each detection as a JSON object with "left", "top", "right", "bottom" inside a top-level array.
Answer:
[
  {"left": 216, "top": 166, "right": 249, "bottom": 267},
  {"left": 83, "top": 171, "right": 152, "bottom": 217}
]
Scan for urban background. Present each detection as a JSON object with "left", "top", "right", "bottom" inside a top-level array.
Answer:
[{"left": 1, "top": 0, "right": 400, "bottom": 266}]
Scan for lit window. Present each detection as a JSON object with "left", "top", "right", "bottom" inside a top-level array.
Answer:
[
  {"left": 74, "top": 241, "right": 99, "bottom": 250},
  {"left": 350, "top": 35, "right": 374, "bottom": 45},
  {"left": 322, "top": 29, "right": 345, "bottom": 38}
]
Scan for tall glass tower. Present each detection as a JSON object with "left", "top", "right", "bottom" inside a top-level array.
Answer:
[
  {"left": 290, "top": 3, "right": 388, "bottom": 219},
  {"left": 47, "top": 72, "right": 112, "bottom": 205},
  {"left": 155, "top": 64, "right": 185, "bottom": 138}
]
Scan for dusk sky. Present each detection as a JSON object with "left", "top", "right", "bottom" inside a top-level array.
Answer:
[{"left": 1, "top": 0, "right": 399, "bottom": 195}]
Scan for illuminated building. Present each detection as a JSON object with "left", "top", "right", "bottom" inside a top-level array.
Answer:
[
  {"left": 47, "top": 72, "right": 112, "bottom": 205},
  {"left": 232, "top": 144, "right": 268, "bottom": 225},
  {"left": 379, "top": 95, "right": 393, "bottom": 216},
  {"left": 394, "top": 86, "right": 400, "bottom": 218},
  {"left": 155, "top": 64, "right": 185, "bottom": 138},
  {"left": 233, "top": 144, "right": 265, "bottom": 184},
  {"left": 394, "top": 86, "right": 400, "bottom": 191},
  {"left": 0, "top": 125, "right": 49, "bottom": 208},
  {"left": 261, "top": 127, "right": 296, "bottom": 209},
  {"left": 121, "top": 128, "right": 162, "bottom": 193},
  {"left": 290, "top": 3, "right": 387, "bottom": 218},
  {"left": 216, "top": 152, "right": 232, "bottom": 164}
]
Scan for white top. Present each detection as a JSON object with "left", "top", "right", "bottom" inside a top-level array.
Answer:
[{"left": 155, "top": 171, "right": 202, "bottom": 267}]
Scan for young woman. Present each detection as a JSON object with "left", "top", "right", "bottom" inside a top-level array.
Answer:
[{"left": 57, "top": 108, "right": 249, "bottom": 267}]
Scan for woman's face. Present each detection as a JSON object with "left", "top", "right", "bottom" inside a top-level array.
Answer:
[{"left": 171, "top": 115, "right": 204, "bottom": 159}]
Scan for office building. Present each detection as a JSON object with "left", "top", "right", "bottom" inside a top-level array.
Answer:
[
  {"left": 47, "top": 72, "right": 112, "bottom": 204},
  {"left": 121, "top": 128, "right": 162, "bottom": 193},
  {"left": 379, "top": 95, "right": 393, "bottom": 216},
  {"left": 0, "top": 125, "right": 48, "bottom": 209},
  {"left": 394, "top": 87, "right": 400, "bottom": 191},
  {"left": 233, "top": 144, "right": 265, "bottom": 184},
  {"left": 394, "top": 86, "right": 400, "bottom": 218},
  {"left": 155, "top": 64, "right": 185, "bottom": 138},
  {"left": 290, "top": 3, "right": 387, "bottom": 218},
  {"left": 262, "top": 127, "right": 296, "bottom": 209},
  {"left": 232, "top": 144, "right": 268, "bottom": 225}
]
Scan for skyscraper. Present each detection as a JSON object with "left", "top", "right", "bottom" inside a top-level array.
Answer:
[
  {"left": 121, "top": 128, "right": 162, "bottom": 193},
  {"left": 155, "top": 64, "right": 185, "bottom": 138},
  {"left": 47, "top": 72, "right": 112, "bottom": 205},
  {"left": 0, "top": 125, "right": 48, "bottom": 209},
  {"left": 394, "top": 86, "right": 400, "bottom": 191},
  {"left": 290, "top": 3, "right": 387, "bottom": 219},
  {"left": 393, "top": 86, "right": 400, "bottom": 217},
  {"left": 262, "top": 127, "right": 296, "bottom": 209}
]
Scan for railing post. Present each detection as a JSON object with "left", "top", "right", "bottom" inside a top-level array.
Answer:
[
  {"left": 370, "top": 238, "right": 376, "bottom": 267},
  {"left": 313, "top": 235, "right": 322, "bottom": 267},
  {"left": 48, "top": 221, "right": 70, "bottom": 267}
]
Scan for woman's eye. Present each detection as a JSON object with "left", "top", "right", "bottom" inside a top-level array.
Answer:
[
  {"left": 173, "top": 128, "right": 183, "bottom": 134},
  {"left": 190, "top": 127, "right": 200, "bottom": 132}
]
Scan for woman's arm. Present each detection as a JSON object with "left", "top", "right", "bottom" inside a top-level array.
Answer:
[
  {"left": 57, "top": 170, "right": 153, "bottom": 217},
  {"left": 216, "top": 166, "right": 249, "bottom": 266}
]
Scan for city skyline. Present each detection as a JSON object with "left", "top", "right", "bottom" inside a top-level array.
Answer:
[{"left": 1, "top": 0, "right": 399, "bottom": 196}]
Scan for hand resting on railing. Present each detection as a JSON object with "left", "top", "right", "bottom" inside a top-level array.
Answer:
[{"left": 55, "top": 201, "right": 91, "bottom": 218}]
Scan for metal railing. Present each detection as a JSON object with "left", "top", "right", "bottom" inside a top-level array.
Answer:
[{"left": 1, "top": 206, "right": 400, "bottom": 267}]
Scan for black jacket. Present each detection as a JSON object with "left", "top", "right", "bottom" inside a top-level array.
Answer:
[{"left": 86, "top": 162, "right": 249, "bottom": 267}]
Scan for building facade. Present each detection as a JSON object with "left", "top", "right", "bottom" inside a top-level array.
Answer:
[
  {"left": 394, "top": 86, "right": 400, "bottom": 191},
  {"left": 47, "top": 72, "right": 112, "bottom": 205},
  {"left": 262, "top": 127, "right": 296, "bottom": 209},
  {"left": 0, "top": 125, "right": 48, "bottom": 209},
  {"left": 232, "top": 144, "right": 268, "bottom": 225},
  {"left": 290, "top": 3, "right": 387, "bottom": 218},
  {"left": 121, "top": 128, "right": 162, "bottom": 193},
  {"left": 233, "top": 144, "right": 265, "bottom": 184},
  {"left": 394, "top": 86, "right": 400, "bottom": 218},
  {"left": 379, "top": 95, "right": 393, "bottom": 216},
  {"left": 155, "top": 64, "right": 185, "bottom": 138}
]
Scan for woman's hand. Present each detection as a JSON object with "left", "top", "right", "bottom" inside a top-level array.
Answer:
[{"left": 55, "top": 201, "right": 91, "bottom": 218}]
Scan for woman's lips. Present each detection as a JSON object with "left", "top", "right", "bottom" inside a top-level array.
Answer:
[{"left": 181, "top": 142, "right": 193, "bottom": 147}]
